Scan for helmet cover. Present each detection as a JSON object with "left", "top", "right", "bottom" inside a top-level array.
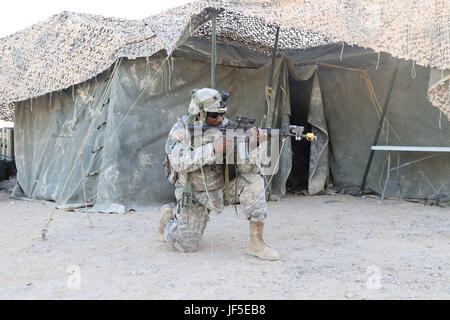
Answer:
[{"left": 188, "top": 88, "right": 227, "bottom": 115}]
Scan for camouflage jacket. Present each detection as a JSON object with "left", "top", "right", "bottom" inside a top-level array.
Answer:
[{"left": 164, "top": 114, "right": 269, "bottom": 212}]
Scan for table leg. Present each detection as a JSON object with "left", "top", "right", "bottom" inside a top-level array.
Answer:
[
  {"left": 381, "top": 151, "right": 391, "bottom": 204},
  {"left": 396, "top": 152, "right": 403, "bottom": 200}
]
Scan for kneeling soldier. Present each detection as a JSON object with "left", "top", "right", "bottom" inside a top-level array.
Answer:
[{"left": 159, "top": 88, "right": 279, "bottom": 261}]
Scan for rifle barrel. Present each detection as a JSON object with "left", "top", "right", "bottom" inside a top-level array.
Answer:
[{"left": 187, "top": 124, "right": 299, "bottom": 138}]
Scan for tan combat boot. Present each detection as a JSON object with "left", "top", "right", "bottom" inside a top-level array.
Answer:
[
  {"left": 158, "top": 204, "right": 174, "bottom": 242},
  {"left": 247, "top": 221, "right": 279, "bottom": 261}
]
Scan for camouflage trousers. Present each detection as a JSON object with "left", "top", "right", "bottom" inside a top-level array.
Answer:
[{"left": 163, "top": 172, "right": 267, "bottom": 252}]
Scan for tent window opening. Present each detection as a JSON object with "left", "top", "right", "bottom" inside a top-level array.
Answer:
[{"left": 286, "top": 73, "right": 314, "bottom": 193}]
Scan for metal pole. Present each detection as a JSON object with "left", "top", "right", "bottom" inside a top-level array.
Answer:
[
  {"left": 359, "top": 59, "right": 400, "bottom": 194},
  {"left": 268, "top": 26, "right": 280, "bottom": 88},
  {"left": 263, "top": 26, "right": 280, "bottom": 128},
  {"left": 211, "top": 10, "right": 217, "bottom": 89}
]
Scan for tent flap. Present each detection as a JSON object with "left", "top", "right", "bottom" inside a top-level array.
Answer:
[{"left": 307, "top": 71, "right": 329, "bottom": 195}]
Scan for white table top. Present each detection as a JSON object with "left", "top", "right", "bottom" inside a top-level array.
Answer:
[{"left": 371, "top": 146, "right": 450, "bottom": 152}]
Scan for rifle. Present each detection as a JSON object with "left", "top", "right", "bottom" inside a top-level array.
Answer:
[
  {"left": 188, "top": 114, "right": 316, "bottom": 142},
  {"left": 184, "top": 114, "right": 316, "bottom": 206}
]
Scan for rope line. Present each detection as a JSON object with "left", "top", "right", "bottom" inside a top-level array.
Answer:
[
  {"left": 264, "top": 86, "right": 276, "bottom": 126},
  {"left": 56, "top": 55, "right": 173, "bottom": 213},
  {"left": 39, "top": 54, "right": 171, "bottom": 240},
  {"left": 79, "top": 153, "right": 93, "bottom": 228},
  {"left": 38, "top": 58, "right": 122, "bottom": 240},
  {"left": 263, "top": 137, "right": 287, "bottom": 194},
  {"left": 376, "top": 52, "right": 380, "bottom": 70}
]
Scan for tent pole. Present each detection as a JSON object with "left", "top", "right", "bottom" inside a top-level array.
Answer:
[
  {"left": 211, "top": 9, "right": 217, "bottom": 89},
  {"left": 268, "top": 26, "right": 280, "bottom": 89},
  {"left": 359, "top": 59, "right": 400, "bottom": 195},
  {"left": 263, "top": 25, "right": 280, "bottom": 128}
]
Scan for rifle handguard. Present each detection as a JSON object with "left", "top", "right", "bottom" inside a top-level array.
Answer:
[{"left": 187, "top": 119, "right": 316, "bottom": 142}]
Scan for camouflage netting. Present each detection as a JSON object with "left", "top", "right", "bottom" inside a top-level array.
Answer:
[
  {"left": 0, "top": 2, "right": 333, "bottom": 107},
  {"left": 202, "top": 0, "right": 450, "bottom": 68},
  {"left": 427, "top": 69, "right": 450, "bottom": 117},
  {"left": 204, "top": 0, "right": 450, "bottom": 119},
  {"left": 191, "top": 11, "right": 335, "bottom": 55},
  {"left": 0, "top": 0, "right": 448, "bottom": 118},
  {"left": 0, "top": 102, "right": 14, "bottom": 122},
  {"left": 0, "top": 11, "right": 157, "bottom": 104}
]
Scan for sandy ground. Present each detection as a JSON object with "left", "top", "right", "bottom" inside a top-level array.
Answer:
[{"left": 0, "top": 187, "right": 449, "bottom": 300}]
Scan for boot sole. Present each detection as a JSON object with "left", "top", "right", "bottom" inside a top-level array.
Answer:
[{"left": 246, "top": 248, "right": 279, "bottom": 261}]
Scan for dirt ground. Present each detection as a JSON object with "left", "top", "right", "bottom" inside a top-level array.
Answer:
[{"left": 0, "top": 187, "right": 449, "bottom": 300}]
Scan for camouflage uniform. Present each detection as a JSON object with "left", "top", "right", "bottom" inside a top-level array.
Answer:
[{"left": 163, "top": 114, "right": 268, "bottom": 252}]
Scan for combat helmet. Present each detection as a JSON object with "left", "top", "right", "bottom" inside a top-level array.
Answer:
[{"left": 188, "top": 88, "right": 227, "bottom": 116}]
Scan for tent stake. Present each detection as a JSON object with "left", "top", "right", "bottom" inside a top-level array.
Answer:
[
  {"left": 359, "top": 59, "right": 400, "bottom": 195},
  {"left": 211, "top": 9, "right": 217, "bottom": 89}
]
